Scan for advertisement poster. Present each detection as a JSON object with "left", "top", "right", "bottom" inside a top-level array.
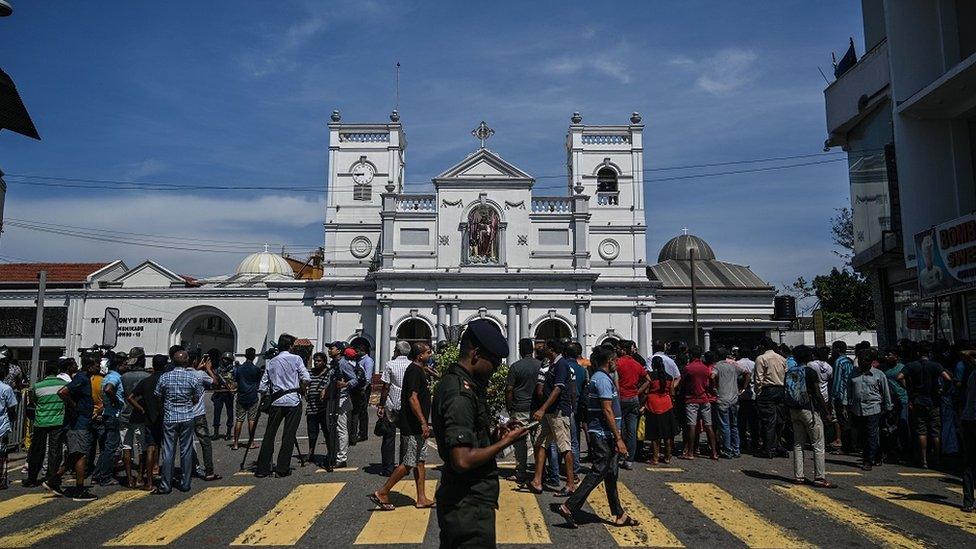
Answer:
[{"left": 915, "top": 213, "right": 976, "bottom": 299}]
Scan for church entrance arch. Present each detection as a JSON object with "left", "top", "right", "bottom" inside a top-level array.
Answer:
[
  {"left": 395, "top": 318, "right": 433, "bottom": 345},
  {"left": 534, "top": 318, "right": 572, "bottom": 343},
  {"left": 171, "top": 306, "right": 237, "bottom": 355}
]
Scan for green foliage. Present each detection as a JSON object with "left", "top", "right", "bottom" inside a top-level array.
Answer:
[
  {"left": 433, "top": 343, "right": 510, "bottom": 417},
  {"left": 813, "top": 268, "right": 875, "bottom": 330}
]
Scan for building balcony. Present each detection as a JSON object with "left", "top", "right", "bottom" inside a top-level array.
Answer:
[
  {"left": 897, "top": 51, "right": 976, "bottom": 119},
  {"left": 531, "top": 196, "right": 572, "bottom": 213},
  {"left": 395, "top": 194, "right": 436, "bottom": 212},
  {"left": 596, "top": 192, "right": 619, "bottom": 206},
  {"left": 825, "top": 39, "right": 890, "bottom": 145}
]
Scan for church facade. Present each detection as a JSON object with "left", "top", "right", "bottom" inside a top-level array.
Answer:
[{"left": 0, "top": 112, "right": 782, "bottom": 368}]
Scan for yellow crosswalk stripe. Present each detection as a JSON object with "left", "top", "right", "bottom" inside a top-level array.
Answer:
[
  {"left": 773, "top": 485, "right": 926, "bottom": 549},
  {"left": 589, "top": 481, "right": 683, "bottom": 547},
  {"left": 668, "top": 482, "right": 812, "bottom": 548},
  {"left": 0, "top": 494, "right": 55, "bottom": 522},
  {"left": 645, "top": 467, "right": 684, "bottom": 472},
  {"left": 495, "top": 479, "right": 550, "bottom": 545},
  {"left": 947, "top": 486, "right": 963, "bottom": 495},
  {"left": 354, "top": 480, "right": 438, "bottom": 545},
  {"left": 231, "top": 483, "right": 344, "bottom": 546},
  {"left": 859, "top": 485, "right": 976, "bottom": 535},
  {"left": 897, "top": 472, "right": 946, "bottom": 478},
  {"left": 0, "top": 489, "right": 149, "bottom": 548},
  {"left": 106, "top": 486, "right": 252, "bottom": 546}
]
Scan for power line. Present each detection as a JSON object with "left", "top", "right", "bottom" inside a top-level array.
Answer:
[{"left": 3, "top": 153, "right": 852, "bottom": 195}]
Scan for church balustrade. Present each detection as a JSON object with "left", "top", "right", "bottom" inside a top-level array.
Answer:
[
  {"left": 581, "top": 134, "right": 630, "bottom": 145},
  {"left": 596, "top": 192, "right": 619, "bottom": 206},
  {"left": 338, "top": 132, "right": 390, "bottom": 142},
  {"left": 531, "top": 196, "right": 573, "bottom": 213},
  {"left": 395, "top": 194, "right": 437, "bottom": 212}
]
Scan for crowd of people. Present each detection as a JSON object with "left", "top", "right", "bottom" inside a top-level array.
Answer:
[{"left": 2, "top": 325, "right": 976, "bottom": 533}]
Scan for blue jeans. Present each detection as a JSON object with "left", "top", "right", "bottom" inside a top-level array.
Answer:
[
  {"left": 160, "top": 420, "right": 194, "bottom": 492},
  {"left": 620, "top": 398, "right": 640, "bottom": 462},
  {"left": 92, "top": 416, "right": 121, "bottom": 483},
  {"left": 545, "top": 443, "right": 559, "bottom": 485},
  {"left": 717, "top": 403, "right": 740, "bottom": 456},
  {"left": 212, "top": 392, "right": 234, "bottom": 431}
]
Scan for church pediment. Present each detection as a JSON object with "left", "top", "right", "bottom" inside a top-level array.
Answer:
[{"left": 433, "top": 148, "right": 534, "bottom": 185}]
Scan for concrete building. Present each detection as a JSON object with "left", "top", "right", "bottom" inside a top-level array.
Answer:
[{"left": 824, "top": 0, "right": 976, "bottom": 345}]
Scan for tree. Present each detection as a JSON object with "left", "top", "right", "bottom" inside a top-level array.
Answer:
[{"left": 782, "top": 203, "right": 875, "bottom": 330}]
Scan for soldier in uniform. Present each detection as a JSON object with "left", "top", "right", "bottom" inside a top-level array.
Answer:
[{"left": 432, "top": 319, "right": 528, "bottom": 548}]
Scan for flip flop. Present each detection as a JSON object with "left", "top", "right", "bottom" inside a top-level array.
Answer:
[
  {"left": 203, "top": 474, "right": 222, "bottom": 482},
  {"left": 519, "top": 483, "right": 544, "bottom": 494},
  {"left": 369, "top": 493, "right": 396, "bottom": 511},
  {"left": 611, "top": 516, "right": 640, "bottom": 527},
  {"left": 415, "top": 502, "right": 437, "bottom": 509},
  {"left": 677, "top": 455, "right": 694, "bottom": 460}
]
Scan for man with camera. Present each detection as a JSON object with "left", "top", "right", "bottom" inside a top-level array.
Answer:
[{"left": 255, "top": 333, "right": 310, "bottom": 478}]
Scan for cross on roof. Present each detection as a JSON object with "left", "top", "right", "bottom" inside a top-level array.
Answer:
[
  {"left": 471, "top": 121, "right": 494, "bottom": 148},
  {"left": 681, "top": 227, "right": 689, "bottom": 235}
]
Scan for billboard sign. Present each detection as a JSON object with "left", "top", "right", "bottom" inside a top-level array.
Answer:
[{"left": 915, "top": 213, "right": 976, "bottom": 299}]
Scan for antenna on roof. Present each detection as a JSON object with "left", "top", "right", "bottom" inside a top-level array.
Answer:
[{"left": 395, "top": 61, "right": 400, "bottom": 112}]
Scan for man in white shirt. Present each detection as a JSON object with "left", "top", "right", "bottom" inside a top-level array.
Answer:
[
  {"left": 256, "top": 333, "right": 311, "bottom": 478},
  {"left": 377, "top": 341, "right": 412, "bottom": 476},
  {"left": 651, "top": 340, "right": 681, "bottom": 380}
]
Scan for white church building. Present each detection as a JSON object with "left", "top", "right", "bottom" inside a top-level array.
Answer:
[{"left": 0, "top": 112, "right": 783, "bottom": 368}]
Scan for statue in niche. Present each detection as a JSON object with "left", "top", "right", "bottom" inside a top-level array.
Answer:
[{"left": 467, "top": 205, "right": 499, "bottom": 263}]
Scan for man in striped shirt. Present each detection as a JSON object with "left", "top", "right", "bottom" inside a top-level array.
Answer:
[{"left": 25, "top": 362, "right": 67, "bottom": 488}]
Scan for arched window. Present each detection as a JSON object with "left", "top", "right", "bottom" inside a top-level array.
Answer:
[
  {"left": 596, "top": 168, "right": 619, "bottom": 205},
  {"left": 396, "top": 319, "right": 432, "bottom": 344},
  {"left": 534, "top": 318, "right": 572, "bottom": 344}
]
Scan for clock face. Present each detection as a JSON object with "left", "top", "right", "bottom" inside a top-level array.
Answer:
[{"left": 352, "top": 162, "right": 374, "bottom": 184}]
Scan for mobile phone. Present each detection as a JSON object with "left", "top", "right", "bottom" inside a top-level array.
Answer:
[{"left": 521, "top": 420, "right": 540, "bottom": 430}]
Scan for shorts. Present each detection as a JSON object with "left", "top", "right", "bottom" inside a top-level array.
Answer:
[
  {"left": 120, "top": 423, "right": 145, "bottom": 453},
  {"left": 66, "top": 429, "right": 93, "bottom": 456},
  {"left": 535, "top": 413, "right": 572, "bottom": 454},
  {"left": 685, "top": 402, "right": 713, "bottom": 426},
  {"left": 0, "top": 433, "right": 8, "bottom": 455},
  {"left": 400, "top": 434, "right": 428, "bottom": 468},
  {"left": 910, "top": 402, "right": 941, "bottom": 437},
  {"left": 143, "top": 424, "right": 163, "bottom": 447},
  {"left": 236, "top": 401, "right": 259, "bottom": 422}
]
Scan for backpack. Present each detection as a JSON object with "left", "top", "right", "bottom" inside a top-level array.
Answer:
[
  {"left": 350, "top": 359, "right": 368, "bottom": 395},
  {"left": 784, "top": 362, "right": 810, "bottom": 409}
]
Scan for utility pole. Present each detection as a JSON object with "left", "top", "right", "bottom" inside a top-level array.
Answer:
[
  {"left": 690, "top": 248, "right": 699, "bottom": 347},
  {"left": 30, "top": 270, "right": 46, "bottom": 383}
]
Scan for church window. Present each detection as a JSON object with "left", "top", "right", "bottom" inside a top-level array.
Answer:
[
  {"left": 596, "top": 167, "right": 619, "bottom": 205},
  {"left": 353, "top": 183, "right": 372, "bottom": 201}
]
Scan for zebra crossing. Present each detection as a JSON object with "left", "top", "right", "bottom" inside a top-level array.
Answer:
[{"left": 0, "top": 476, "right": 972, "bottom": 547}]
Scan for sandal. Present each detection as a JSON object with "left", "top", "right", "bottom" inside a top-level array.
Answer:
[
  {"left": 555, "top": 504, "right": 578, "bottom": 529},
  {"left": 203, "top": 474, "right": 222, "bottom": 482},
  {"left": 811, "top": 478, "right": 835, "bottom": 488},
  {"left": 369, "top": 493, "right": 396, "bottom": 511},
  {"left": 415, "top": 501, "right": 437, "bottom": 509},
  {"left": 793, "top": 477, "right": 806, "bottom": 485},
  {"left": 519, "top": 482, "right": 544, "bottom": 495},
  {"left": 612, "top": 515, "right": 640, "bottom": 527}
]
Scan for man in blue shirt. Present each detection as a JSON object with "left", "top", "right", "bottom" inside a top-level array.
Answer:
[
  {"left": 92, "top": 357, "right": 125, "bottom": 486},
  {"left": 154, "top": 350, "right": 204, "bottom": 493},
  {"left": 256, "top": 333, "right": 311, "bottom": 477},
  {"left": 351, "top": 341, "right": 374, "bottom": 444},
  {"left": 558, "top": 345, "right": 636, "bottom": 528},
  {"left": 0, "top": 361, "right": 18, "bottom": 490},
  {"left": 527, "top": 339, "right": 576, "bottom": 496},
  {"left": 55, "top": 354, "right": 100, "bottom": 500},
  {"left": 232, "top": 348, "right": 262, "bottom": 451}
]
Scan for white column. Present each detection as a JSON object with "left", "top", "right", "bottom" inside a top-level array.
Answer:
[
  {"left": 519, "top": 303, "right": 530, "bottom": 342},
  {"left": 703, "top": 327, "right": 712, "bottom": 351},
  {"left": 436, "top": 302, "right": 447, "bottom": 341},
  {"left": 506, "top": 302, "right": 518, "bottom": 364},
  {"left": 319, "top": 307, "right": 334, "bottom": 349},
  {"left": 636, "top": 306, "right": 649, "bottom": 357},
  {"left": 380, "top": 301, "right": 391, "bottom": 365},
  {"left": 449, "top": 302, "right": 459, "bottom": 327},
  {"left": 575, "top": 301, "right": 588, "bottom": 348}
]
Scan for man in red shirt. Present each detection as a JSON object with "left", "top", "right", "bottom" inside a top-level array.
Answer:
[
  {"left": 678, "top": 347, "right": 719, "bottom": 460},
  {"left": 615, "top": 341, "right": 649, "bottom": 469}
]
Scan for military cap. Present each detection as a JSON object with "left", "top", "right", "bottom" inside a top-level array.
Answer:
[
  {"left": 466, "top": 319, "right": 509, "bottom": 359},
  {"left": 329, "top": 341, "right": 347, "bottom": 351}
]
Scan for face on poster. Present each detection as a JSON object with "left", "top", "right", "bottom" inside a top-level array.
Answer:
[{"left": 916, "top": 214, "right": 976, "bottom": 299}]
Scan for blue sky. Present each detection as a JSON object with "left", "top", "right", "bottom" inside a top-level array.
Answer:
[{"left": 0, "top": 1, "right": 864, "bottom": 286}]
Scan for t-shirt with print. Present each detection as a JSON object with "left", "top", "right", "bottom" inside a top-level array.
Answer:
[
  {"left": 399, "top": 363, "right": 431, "bottom": 436},
  {"left": 543, "top": 358, "right": 574, "bottom": 416},
  {"left": 586, "top": 370, "right": 621, "bottom": 437}
]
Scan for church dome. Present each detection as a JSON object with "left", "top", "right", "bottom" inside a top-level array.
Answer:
[
  {"left": 236, "top": 247, "right": 295, "bottom": 276},
  {"left": 657, "top": 233, "right": 716, "bottom": 262}
]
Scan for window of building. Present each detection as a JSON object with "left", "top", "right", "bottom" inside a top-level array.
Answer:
[
  {"left": 400, "top": 228, "right": 430, "bottom": 246},
  {"left": 596, "top": 167, "right": 619, "bottom": 205},
  {"left": 353, "top": 183, "right": 372, "bottom": 201}
]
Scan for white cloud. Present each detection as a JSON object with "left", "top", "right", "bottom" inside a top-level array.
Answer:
[
  {"left": 119, "top": 158, "right": 167, "bottom": 180},
  {"left": 670, "top": 48, "right": 759, "bottom": 95},
  {"left": 543, "top": 52, "right": 633, "bottom": 84},
  {"left": 1, "top": 192, "right": 325, "bottom": 277}
]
